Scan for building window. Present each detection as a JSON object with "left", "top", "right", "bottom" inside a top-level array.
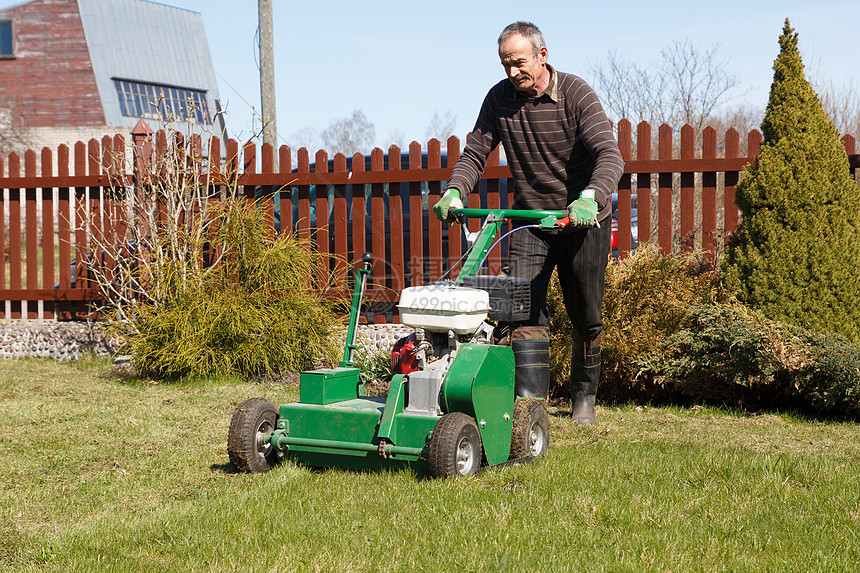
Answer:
[
  {"left": 0, "top": 20, "right": 13, "bottom": 57},
  {"left": 113, "top": 79, "right": 211, "bottom": 124}
]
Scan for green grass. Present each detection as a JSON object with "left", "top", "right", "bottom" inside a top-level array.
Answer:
[{"left": 2, "top": 359, "right": 860, "bottom": 572}]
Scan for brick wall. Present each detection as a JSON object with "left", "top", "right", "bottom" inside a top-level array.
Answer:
[
  {"left": 0, "top": 0, "right": 105, "bottom": 128},
  {"left": 15, "top": 125, "right": 134, "bottom": 175}
]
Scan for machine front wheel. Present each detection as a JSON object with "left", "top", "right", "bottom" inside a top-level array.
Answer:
[
  {"left": 427, "top": 412, "right": 483, "bottom": 478},
  {"left": 228, "top": 398, "right": 279, "bottom": 473},
  {"left": 510, "top": 399, "right": 550, "bottom": 459}
]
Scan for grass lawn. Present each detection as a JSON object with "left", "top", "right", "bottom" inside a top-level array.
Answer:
[{"left": 2, "top": 358, "right": 859, "bottom": 572}]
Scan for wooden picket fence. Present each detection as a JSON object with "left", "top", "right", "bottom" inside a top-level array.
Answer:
[{"left": 1, "top": 119, "right": 857, "bottom": 322}]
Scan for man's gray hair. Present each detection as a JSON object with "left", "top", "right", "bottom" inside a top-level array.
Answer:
[{"left": 498, "top": 21, "right": 545, "bottom": 57}]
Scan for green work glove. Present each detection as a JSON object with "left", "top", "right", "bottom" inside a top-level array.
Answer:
[
  {"left": 432, "top": 188, "right": 464, "bottom": 223},
  {"left": 567, "top": 189, "right": 599, "bottom": 228}
]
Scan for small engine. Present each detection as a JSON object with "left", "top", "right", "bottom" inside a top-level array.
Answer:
[{"left": 391, "top": 276, "right": 531, "bottom": 377}]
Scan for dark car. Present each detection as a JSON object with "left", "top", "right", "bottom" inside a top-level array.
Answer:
[
  {"left": 611, "top": 192, "right": 638, "bottom": 257},
  {"left": 272, "top": 152, "right": 510, "bottom": 283}
]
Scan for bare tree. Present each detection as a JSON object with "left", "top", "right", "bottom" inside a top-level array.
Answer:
[
  {"left": 706, "top": 104, "right": 764, "bottom": 155},
  {"left": 590, "top": 40, "right": 741, "bottom": 136},
  {"left": 813, "top": 77, "right": 860, "bottom": 139},
  {"left": 386, "top": 128, "right": 405, "bottom": 150},
  {"left": 425, "top": 110, "right": 457, "bottom": 142},
  {"left": 320, "top": 110, "right": 376, "bottom": 156},
  {"left": 0, "top": 102, "right": 31, "bottom": 157},
  {"left": 286, "top": 127, "right": 321, "bottom": 151}
]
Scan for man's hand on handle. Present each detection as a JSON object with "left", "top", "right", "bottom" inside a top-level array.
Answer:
[
  {"left": 567, "top": 189, "right": 599, "bottom": 228},
  {"left": 432, "top": 188, "right": 464, "bottom": 223}
]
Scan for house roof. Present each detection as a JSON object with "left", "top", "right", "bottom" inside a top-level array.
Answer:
[{"left": 77, "top": 0, "right": 220, "bottom": 127}]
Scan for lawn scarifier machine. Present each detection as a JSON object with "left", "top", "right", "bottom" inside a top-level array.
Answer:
[{"left": 228, "top": 208, "right": 569, "bottom": 478}]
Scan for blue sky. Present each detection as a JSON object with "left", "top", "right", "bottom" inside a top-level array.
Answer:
[{"left": 6, "top": 0, "right": 860, "bottom": 149}]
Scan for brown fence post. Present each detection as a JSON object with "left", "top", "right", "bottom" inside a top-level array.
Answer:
[
  {"left": 296, "top": 147, "right": 311, "bottom": 241},
  {"left": 278, "top": 145, "right": 293, "bottom": 234},
  {"left": 616, "top": 119, "right": 633, "bottom": 258},
  {"left": 73, "top": 142, "right": 87, "bottom": 318},
  {"left": 408, "top": 141, "right": 424, "bottom": 286},
  {"left": 486, "top": 144, "right": 503, "bottom": 275},
  {"left": 40, "top": 147, "right": 55, "bottom": 320},
  {"left": 261, "top": 142, "right": 276, "bottom": 238},
  {"left": 332, "top": 152, "right": 348, "bottom": 287},
  {"left": 679, "top": 124, "right": 695, "bottom": 250},
  {"left": 427, "top": 138, "right": 444, "bottom": 280},
  {"left": 314, "top": 148, "right": 330, "bottom": 286},
  {"left": 370, "top": 147, "right": 386, "bottom": 323},
  {"left": 351, "top": 151, "right": 366, "bottom": 268},
  {"left": 242, "top": 141, "right": 256, "bottom": 205},
  {"left": 701, "top": 127, "right": 718, "bottom": 260},
  {"left": 25, "top": 150, "right": 38, "bottom": 318},
  {"left": 636, "top": 122, "right": 652, "bottom": 246},
  {"left": 657, "top": 124, "right": 673, "bottom": 254},
  {"left": 57, "top": 144, "right": 71, "bottom": 319},
  {"left": 387, "top": 145, "right": 404, "bottom": 293},
  {"left": 724, "top": 128, "right": 741, "bottom": 237},
  {"left": 100, "top": 135, "right": 116, "bottom": 287},
  {"left": 9, "top": 153, "right": 22, "bottom": 319},
  {"left": 842, "top": 134, "right": 857, "bottom": 182}
]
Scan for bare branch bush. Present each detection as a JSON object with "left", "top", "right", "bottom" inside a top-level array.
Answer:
[
  {"left": 84, "top": 125, "right": 225, "bottom": 329},
  {"left": 80, "top": 108, "right": 342, "bottom": 377}
]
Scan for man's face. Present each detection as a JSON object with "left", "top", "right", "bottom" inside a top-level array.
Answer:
[{"left": 498, "top": 34, "right": 547, "bottom": 95}]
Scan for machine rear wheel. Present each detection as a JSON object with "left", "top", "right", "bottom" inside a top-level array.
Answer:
[
  {"left": 510, "top": 399, "right": 550, "bottom": 458},
  {"left": 428, "top": 412, "right": 483, "bottom": 478},
  {"left": 228, "top": 398, "right": 279, "bottom": 473}
]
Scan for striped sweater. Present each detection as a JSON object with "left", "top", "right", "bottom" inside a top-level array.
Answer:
[{"left": 447, "top": 64, "right": 624, "bottom": 223}]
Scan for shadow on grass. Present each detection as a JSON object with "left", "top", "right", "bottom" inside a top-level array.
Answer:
[{"left": 210, "top": 463, "right": 237, "bottom": 474}]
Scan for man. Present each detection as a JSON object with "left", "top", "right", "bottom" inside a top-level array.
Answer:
[{"left": 432, "top": 21, "right": 624, "bottom": 424}]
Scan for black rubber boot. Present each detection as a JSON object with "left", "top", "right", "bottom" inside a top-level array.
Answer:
[
  {"left": 571, "top": 336, "right": 600, "bottom": 424},
  {"left": 512, "top": 339, "right": 550, "bottom": 398}
]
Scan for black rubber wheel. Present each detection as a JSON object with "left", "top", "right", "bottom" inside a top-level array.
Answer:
[
  {"left": 227, "top": 398, "right": 279, "bottom": 473},
  {"left": 427, "top": 412, "right": 483, "bottom": 478},
  {"left": 510, "top": 398, "right": 550, "bottom": 459}
]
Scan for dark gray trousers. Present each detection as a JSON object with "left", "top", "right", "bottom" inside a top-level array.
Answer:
[{"left": 508, "top": 217, "right": 611, "bottom": 342}]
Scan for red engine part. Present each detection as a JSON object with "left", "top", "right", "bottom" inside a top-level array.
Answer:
[{"left": 391, "top": 334, "right": 420, "bottom": 375}]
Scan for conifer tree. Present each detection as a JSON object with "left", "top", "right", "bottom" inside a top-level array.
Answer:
[{"left": 723, "top": 19, "right": 860, "bottom": 342}]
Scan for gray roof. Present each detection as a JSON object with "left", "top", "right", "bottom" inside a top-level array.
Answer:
[{"left": 77, "top": 0, "right": 220, "bottom": 127}]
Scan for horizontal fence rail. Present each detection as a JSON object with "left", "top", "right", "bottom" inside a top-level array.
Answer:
[{"left": 1, "top": 120, "right": 858, "bottom": 322}]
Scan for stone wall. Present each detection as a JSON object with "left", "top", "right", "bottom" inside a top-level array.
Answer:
[
  {"left": 355, "top": 323, "right": 413, "bottom": 353},
  {"left": 0, "top": 321, "right": 120, "bottom": 361},
  {"left": 0, "top": 321, "right": 412, "bottom": 361}
]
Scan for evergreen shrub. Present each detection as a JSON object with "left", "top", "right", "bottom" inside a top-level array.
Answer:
[
  {"left": 639, "top": 303, "right": 860, "bottom": 418},
  {"left": 546, "top": 244, "right": 860, "bottom": 418},
  {"left": 722, "top": 19, "right": 860, "bottom": 342},
  {"left": 548, "top": 244, "right": 734, "bottom": 404},
  {"left": 113, "top": 201, "right": 342, "bottom": 378}
]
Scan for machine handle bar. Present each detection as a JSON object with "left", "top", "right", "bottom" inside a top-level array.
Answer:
[{"left": 453, "top": 208, "right": 571, "bottom": 230}]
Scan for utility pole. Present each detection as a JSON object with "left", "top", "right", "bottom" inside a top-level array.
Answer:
[{"left": 258, "top": 0, "right": 278, "bottom": 169}]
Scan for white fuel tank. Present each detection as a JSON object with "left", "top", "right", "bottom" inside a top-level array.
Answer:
[{"left": 397, "top": 284, "right": 489, "bottom": 334}]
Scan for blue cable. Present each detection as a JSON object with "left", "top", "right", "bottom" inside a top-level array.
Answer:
[{"left": 475, "top": 224, "right": 539, "bottom": 274}]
